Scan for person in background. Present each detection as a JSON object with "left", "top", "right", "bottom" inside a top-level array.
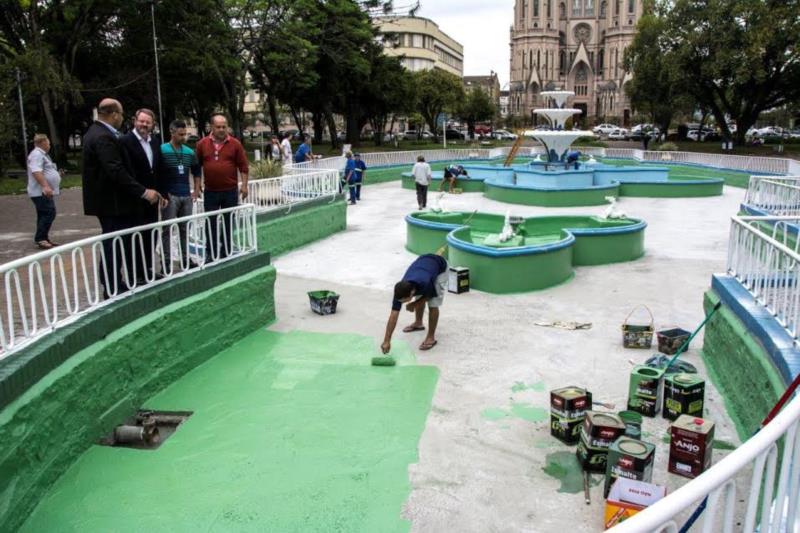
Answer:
[
  {"left": 26, "top": 134, "right": 63, "bottom": 249},
  {"left": 381, "top": 251, "right": 449, "bottom": 354},
  {"left": 269, "top": 135, "right": 281, "bottom": 161},
  {"left": 412, "top": 155, "right": 432, "bottom": 209},
  {"left": 439, "top": 164, "right": 468, "bottom": 193},
  {"left": 158, "top": 119, "right": 202, "bottom": 270},
  {"left": 280, "top": 132, "right": 293, "bottom": 169},
  {"left": 120, "top": 108, "right": 162, "bottom": 280},
  {"left": 343, "top": 151, "right": 357, "bottom": 205},
  {"left": 82, "top": 98, "right": 162, "bottom": 297},
  {"left": 195, "top": 113, "right": 249, "bottom": 260},
  {"left": 294, "top": 134, "right": 314, "bottom": 164},
  {"left": 353, "top": 152, "right": 367, "bottom": 201}
]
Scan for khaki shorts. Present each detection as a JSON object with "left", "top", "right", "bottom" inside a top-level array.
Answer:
[{"left": 427, "top": 268, "right": 448, "bottom": 308}]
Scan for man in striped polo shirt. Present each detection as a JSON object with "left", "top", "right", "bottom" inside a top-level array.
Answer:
[
  {"left": 158, "top": 119, "right": 201, "bottom": 269},
  {"left": 195, "top": 114, "right": 249, "bottom": 259}
]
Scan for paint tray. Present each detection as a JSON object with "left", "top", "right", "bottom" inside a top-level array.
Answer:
[{"left": 308, "top": 291, "right": 339, "bottom": 315}]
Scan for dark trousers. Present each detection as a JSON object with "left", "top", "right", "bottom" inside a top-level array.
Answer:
[
  {"left": 98, "top": 215, "right": 135, "bottom": 298},
  {"left": 415, "top": 183, "right": 428, "bottom": 208},
  {"left": 133, "top": 206, "right": 158, "bottom": 281},
  {"left": 348, "top": 177, "right": 361, "bottom": 204},
  {"left": 31, "top": 196, "right": 56, "bottom": 243},
  {"left": 204, "top": 189, "right": 238, "bottom": 260}
]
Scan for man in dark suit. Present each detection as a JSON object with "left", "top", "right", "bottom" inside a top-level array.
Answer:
[
  {"left": 120, "top": 108, "right": 161, "bottom": 281},
  {"left": 82, "top": 98, "right": 162, "bottom": 297}
]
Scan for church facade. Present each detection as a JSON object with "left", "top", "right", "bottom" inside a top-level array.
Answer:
[{"left": 509, "top": 0, "right": 643, "bottom": 126}]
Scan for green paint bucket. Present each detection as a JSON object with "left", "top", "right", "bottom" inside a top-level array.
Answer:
[
  {"left": 626, "top": 365, "right": 665, "bottom": 417},
  {"left": 618, "top": 410, "right": 643, "bottom": 439}
]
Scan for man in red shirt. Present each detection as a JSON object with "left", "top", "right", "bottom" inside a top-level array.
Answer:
[{"left": 195, "top": 114, "right": 249, "bottom": 259}]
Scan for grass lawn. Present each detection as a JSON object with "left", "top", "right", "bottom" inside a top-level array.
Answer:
[{"left": 0, "top": 174, "right": 82, "bottom": 195}]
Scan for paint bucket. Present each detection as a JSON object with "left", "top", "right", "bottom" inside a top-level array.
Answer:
[
  {"left": 447, "top": 267, "right": 470, "bottom": 294},
  {"left": 617, "top": 410, "right": 643, "bottom": 439},
  {"left": 627, "top": 365, "right": 665, "bottom": 417},
  {"left": 656, "top": 327, "right": 691, "bottom": 355},
  {"left": 621, "top": 305, "right": 654, "bottom": 349},
  {"left": 663, "top": 373, "right": 705, "bottom": 421},
  {"left": 308, "top": 290, "right": 339, "bottom": 315},
  {"left": 576, "top": 411, "right": 626, "bottom": 473},
  {"left": 550, "top": 387, "right": 593, "bottom": 445},
  {"left": 604, "top": 436, "right": 655, "bottom": 498},
  {"left": 669, "top": 415, "right": 714, "bottom": 479}
]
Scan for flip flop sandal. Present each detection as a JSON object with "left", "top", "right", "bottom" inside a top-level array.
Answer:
[
  {"left": 36, "top": 241, "right": 53, "bottom": 250},
  {"left": 403, "top": 325, "right": 425, "bottom": 333},
  {"left": 419, "top": 340, "right": 437, "bottom": 351}
]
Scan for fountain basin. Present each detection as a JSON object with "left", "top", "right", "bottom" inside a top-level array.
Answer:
[{"left": 406, "top": 211, "right": 646, "bottom": 293}]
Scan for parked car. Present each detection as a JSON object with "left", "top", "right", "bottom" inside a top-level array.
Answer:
[
  {"left": 789, "top": 129, "right": 800, "bottom": 139},
  {"left": 474, "top": 124, "right": 492, "bottom": 137},
  {"left": 629, "top": 124, "right": 660, "bottom": 140},
  {"left": 443, "top": 128, "right": 466, "bottom": 140},
  {"left": 402, "top": 130, "right": 434, "bottom": 140},
  {"left": 593, "top": 123, "right": 617, "bottom": 135},
  {"left": 757, "top": 126, "right": 788, "bottom": 138},
  {"left": 607, "top": 128, "right": 629, "bottom": 140},
  {"left": 492, "top": 129, "right": 518, "bottom": 140}
]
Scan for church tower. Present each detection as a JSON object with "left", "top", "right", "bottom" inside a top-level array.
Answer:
[{"left": 509, "top": 0, "right": 643, "bottom": 126}]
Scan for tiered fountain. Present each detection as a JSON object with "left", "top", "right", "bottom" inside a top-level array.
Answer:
[{"left": 525, "top": 89, "right": 595, "bottom": 164}]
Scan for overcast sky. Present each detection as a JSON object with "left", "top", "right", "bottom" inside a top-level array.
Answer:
[{"left": 417, "top": 0, "right": 516, "bottom": 87}]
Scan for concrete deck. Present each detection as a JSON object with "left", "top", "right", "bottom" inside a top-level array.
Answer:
[{"left": 271, "top": 180, "right": 745, "bottom": 531}]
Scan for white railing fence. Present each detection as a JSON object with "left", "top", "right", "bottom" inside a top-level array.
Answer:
[
  {"left": 744, "top": 177, "right": 800, "bottom": 216},
  {"left": 610, "top": 393, "right": 800, "bottom": 532},
  {"left": 248, "top": 170, "right": 340, "bottom": 213},
  {"left": 0, "top": 205, "right": 258, "bottom": 358},
  {"left": 727, "top": 216, "right": 800, "bottom": 341}
]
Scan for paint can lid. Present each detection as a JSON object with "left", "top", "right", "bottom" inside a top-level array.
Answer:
[
  {"left": 693, "top": 418, "right": 704, "bottom": 425},
  {"left": 619, "top": 440, "right": 648, "bottom": 455}
]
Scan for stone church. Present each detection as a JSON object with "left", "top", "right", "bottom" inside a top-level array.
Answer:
[{"left": 509, "top": 0, "right": 643, "bottom": 126}]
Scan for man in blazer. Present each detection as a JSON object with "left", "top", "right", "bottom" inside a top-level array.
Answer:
[
  {"left": 82, "top": 98, "right": 162, "bottom": 297},
  {"left": 120, "top": 108, "right": 162, "bottom": 280}
]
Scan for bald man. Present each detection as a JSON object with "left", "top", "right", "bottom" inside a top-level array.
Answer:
[{"left": 82, "top": 98, "right": 163, "bottom": 297}]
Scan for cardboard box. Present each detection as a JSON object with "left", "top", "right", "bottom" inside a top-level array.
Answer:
[{"left": 604, "top": 478, "right": 667, "bottom": 529}]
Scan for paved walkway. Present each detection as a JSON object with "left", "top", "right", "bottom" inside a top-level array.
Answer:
[{"left": 0, "top": 188, "right": 99, "bottom": 265}]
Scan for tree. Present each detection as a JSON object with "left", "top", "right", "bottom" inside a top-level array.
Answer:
[
  {"left": 623, "top": 9, "right": 692, "bottom": 136},
  {"left": 458, "top": 89, "right": 496, "bottom": 139},
  {"left": 412, "top": 69, "right": 463, "bottom": 140},
  {"left": 650, "top": 0, "right": 800, "bottom": 144}
]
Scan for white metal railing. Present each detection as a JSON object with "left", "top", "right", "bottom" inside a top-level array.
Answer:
[
  {"left": 727, "top": 216, "right": 800, "bottom": 340},
  {"left": 248, "top": 170, "right": 340, "bottom": 213},
  {"left": 610, "top": 393, "right": 800, "bottom": 532},
  {"left": 0, "top": 205, "right": 258, "bottom": 358},
  {"left": 639, "top": 151, "right": 792, "bottom": 175},
  {"left": 287, "top": 156, "right": 346, "bottom": 174},
  {"left": 359, "top": 148, "right": 493, "bottom": 168},
  {"left": 744, "top": 177, "right": 800, "bottom": 216}
]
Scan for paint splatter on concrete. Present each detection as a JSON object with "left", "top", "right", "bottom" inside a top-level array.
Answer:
[
  {"left": 542, "top": 451, "right": 601, "bottom": 493},
  {"left": 510, "top": 403, "right": 548, "bottom": 422},
  {"left": 481, "top": 408, "right": 511, "bottom": 420},
  {"left": 511, "top": 381, "right": 546, "bottom": 393}
]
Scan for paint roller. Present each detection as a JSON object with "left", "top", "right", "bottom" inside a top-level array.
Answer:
[{"left": 371, "top": 356, "right": 396, "bottom": 367}]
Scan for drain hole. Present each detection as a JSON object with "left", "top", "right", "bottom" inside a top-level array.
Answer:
[{"left": 99, "top": 410, "right": 193, "bottom": 450}]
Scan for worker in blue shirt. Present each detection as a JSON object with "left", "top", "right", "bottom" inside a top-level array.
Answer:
[
  {"left": 294, "top": 135, "right": 313, "bottom": 164},
  {"left": 353, "top": 152, "right": 367, "bottom": 201},
  {"left": 343, "top": 152, "right": 357, "bottom": 204}
]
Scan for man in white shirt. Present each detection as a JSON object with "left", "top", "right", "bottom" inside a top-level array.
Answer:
[
  {"left": 280, "top": 132, "right": 293, "bottom": 169},
  {"left": 27, "top": 134, "right": 63, "bottom": 249},
  {"left": 411, "top": 155, "right": 432, "bottom": 209}
]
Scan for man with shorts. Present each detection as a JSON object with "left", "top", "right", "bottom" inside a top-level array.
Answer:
[
  {"left": 381, "top": 253, "right": 448, "bottom": 353},
  {"left": 440, "top": 164, "right": 468, "bottom": 193}
]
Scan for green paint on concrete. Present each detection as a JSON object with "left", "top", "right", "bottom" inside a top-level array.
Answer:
[
  {"left": 257, "top": 199, "right": 347, "bottom": 257},
  {"left": 511, "top": 381, "right": 527, "bottom": 393},
  {"left": 531, "top": 381, "right": 546, "bottom": 392},
  {"left": 0, "top": 265, "right": 277, "bottom": 533},
  {"left": 510, "top": 403, "right": 549, "bottom": 422},
  {"left": 20, "top": 329, "right": 438, "bottom": 532},
  {"left": 542, "top": 451, "right": 601, "bottom": 494},
  {"left": 701, "top": 291, "right": 784, "bottom": 440},
  {"left": 509, "top": 380, "right": 546, "bottom": 394},
  {"left": 482, "top": 408, "right": 511, "bottom": 420},
  {"left": 714, "top": 440, "right": 737, "bottom": 451}
]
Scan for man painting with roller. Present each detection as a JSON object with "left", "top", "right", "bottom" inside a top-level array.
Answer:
[{"left": 381, "top": 252, "right": 448, "bottom": 353}]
